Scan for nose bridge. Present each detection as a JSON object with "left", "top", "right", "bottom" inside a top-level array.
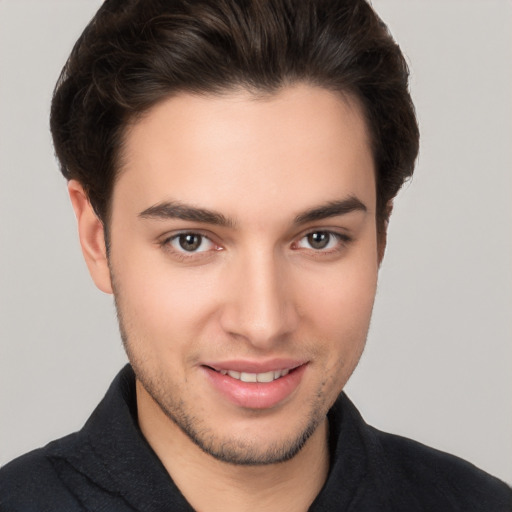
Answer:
[{"left": 220, "top": 245, "right": 298, "bottom": 347}]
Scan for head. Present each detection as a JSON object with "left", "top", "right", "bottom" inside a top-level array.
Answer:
[{"left": 52, "top": 0, "right": 419, "bottom": 466}]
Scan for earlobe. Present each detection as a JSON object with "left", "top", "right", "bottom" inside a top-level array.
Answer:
[{"left": 68, "top": 180, "right": 113, "bottom": 294}]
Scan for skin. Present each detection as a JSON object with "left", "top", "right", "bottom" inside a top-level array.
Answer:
[{"left": 69, "top": 84, "right": 383, "bottom": 512}]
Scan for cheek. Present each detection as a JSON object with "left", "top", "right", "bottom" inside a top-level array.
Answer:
[
  {"left": 113, "top": 257, "right": 222, "bottom": 341},
  {"left": 296, "top": 255, "right": 378, "bottom": 384},
  {"left": 300, "top": 261, "right": 378, "bottom": 331}
]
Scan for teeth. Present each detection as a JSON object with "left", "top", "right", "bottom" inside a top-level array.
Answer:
[
  {"left": 222, "top": 369, "right": 292, "bottom": 382},
  {"left": 257, "top": 371, "right": 275, "bottom": 383},
  {"left": 240, "top": 372, "right": 257, "bottom": 383}
]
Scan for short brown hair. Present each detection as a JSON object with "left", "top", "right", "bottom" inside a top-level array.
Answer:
[{"left": 50, "top": 0, "right": 419, "bottom": 232}]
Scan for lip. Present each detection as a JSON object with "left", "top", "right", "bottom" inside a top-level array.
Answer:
[
  {"left": 202, "top": 360, "right": 308, "bottom": 410},
  {"left": 202, "top": 358, "right": 306, "bottom": 374}
]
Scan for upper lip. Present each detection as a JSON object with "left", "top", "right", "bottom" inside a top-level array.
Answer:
[{"left": 202, "top": 359, "right": 307, "bottom": 374}]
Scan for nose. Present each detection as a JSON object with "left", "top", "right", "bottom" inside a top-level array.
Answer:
[{"left": 219, "top": 249, "right": 299, "bottom": 349}]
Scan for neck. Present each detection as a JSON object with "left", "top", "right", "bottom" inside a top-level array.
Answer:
[{"left": 136, "top": 381, "right": 330, "bottom": 512}]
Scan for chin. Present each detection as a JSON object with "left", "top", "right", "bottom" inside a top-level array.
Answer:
[{"left": 181, "top": 416, "right": 323, "bottom": 466}]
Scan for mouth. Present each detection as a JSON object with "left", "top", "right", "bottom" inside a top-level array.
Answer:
[
  {"left": 206, "top": 366, "right": 295, "bottom": 383},
  {"left": 201, "top": 362, "right": 307, "bottom": 409}
]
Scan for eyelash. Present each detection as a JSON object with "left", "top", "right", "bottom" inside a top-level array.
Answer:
[
  {"left": 160, "top": 232, "right": 220, "bottom": 261},
  {"left": 159, "top": 229, "right": 352, "bottom": 260},
  {"left": 293, "top": 231, "right": 352, "bottom": 254}
]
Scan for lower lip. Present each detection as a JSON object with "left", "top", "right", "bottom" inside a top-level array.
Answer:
[{"left": 203, "top": 365, "right": 307, "bottom": 410}]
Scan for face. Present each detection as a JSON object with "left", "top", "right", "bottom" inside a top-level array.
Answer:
[{"left": 104, "top": 85, "right": 379, "bottom": 465}]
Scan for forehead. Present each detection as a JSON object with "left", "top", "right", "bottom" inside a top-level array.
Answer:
[{"left": 114, "top": 85, "right": 375, "bottom": 221}]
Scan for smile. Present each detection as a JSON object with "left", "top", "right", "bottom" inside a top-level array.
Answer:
[
  {"left": 216, "top": 368, "right": 291, "bottom": 383},
  {"left": 204, "top": 362, "right": 307, "bottom": 409}
]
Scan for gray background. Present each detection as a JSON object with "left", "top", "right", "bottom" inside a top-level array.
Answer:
[{"left": 1, "top": 0, "right": 511, "bottom": 484}]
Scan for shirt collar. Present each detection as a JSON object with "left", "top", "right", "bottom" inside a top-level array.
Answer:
[{"left": 51, "top": 364, "right": 372, "bottom": 511}]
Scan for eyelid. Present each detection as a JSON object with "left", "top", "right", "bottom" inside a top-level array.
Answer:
[
  {"left": 292, "top": 228, "right": 353, "bottom": 252},
  {"left": 159, "top": 228, "right": 218, "bottom": 244},
  {"left": 159, "top": 229, "right": 223, "bottom": 257},
  {"left": 157, "top": 227, "right": 352, "bottom": 261},
  {"left": 295, "top": 226, "right": 352, "bottom": 242}
]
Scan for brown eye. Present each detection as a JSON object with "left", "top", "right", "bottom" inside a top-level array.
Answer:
[
  {"left": 306, "top": 232, "right": 331, "bottom": 250},
  {"left": 167, "top": 233, "right": 215, "bottom": 253},
  {"left": 179, "top": 233, "right": 202, "bottom": 251},
  {"left": 295, "top": 231, "right": 349, "bottom": 252}
]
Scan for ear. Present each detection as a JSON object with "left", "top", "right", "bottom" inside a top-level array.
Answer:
[
  {"left": 377, "top": 200, "right": 393, "bottom": 266},
  {"left": 68, "top": 180, "right": 113, "bottom": 294}
]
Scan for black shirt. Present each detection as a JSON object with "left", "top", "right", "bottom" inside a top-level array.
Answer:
[{"left": 1, "top": 365, "right": 511, "bottom": 511}]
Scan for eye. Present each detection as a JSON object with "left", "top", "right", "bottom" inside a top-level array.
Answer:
[
  {"left": 167, "top": 232, "right": 216, "bottom": 253},
  {"left": 295, "top": 231, "right": 347, "bottom": 251}
]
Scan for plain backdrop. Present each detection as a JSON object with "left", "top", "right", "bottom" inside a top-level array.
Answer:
[{"left": 1, "top": 0, "right": 511, "bottom": 485}]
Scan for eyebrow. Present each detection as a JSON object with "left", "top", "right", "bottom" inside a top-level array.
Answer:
[
  {"left": 138, "top": 196, "right": 367, "bottom": 227},
  {"left": 139, "top": 201, "right": 235, "bottom": 228},
  {"left": 293, "top": 196, "right": 367, "bottom": 224}
]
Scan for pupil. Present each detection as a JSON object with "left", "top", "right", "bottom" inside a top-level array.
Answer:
[
  {"left": 179, "top": 234, "right": 201, "bottom": 251},
  {"left": 308, "top": 232, "right": 329, "bottom": 249}
]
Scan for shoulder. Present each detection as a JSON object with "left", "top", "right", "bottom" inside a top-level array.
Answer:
[
  {"left": 369, "top": 426, "right": 512, "bottom": 510},
  {"left": 0, "top": 436, "right": 84, "bottom": 512}
]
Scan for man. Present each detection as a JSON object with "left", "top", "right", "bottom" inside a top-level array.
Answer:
[{"left": 0, "top": 0, "right": 510, "bottom": 510}]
